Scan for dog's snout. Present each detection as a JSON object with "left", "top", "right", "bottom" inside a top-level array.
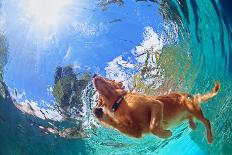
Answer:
[
  {"left": 92, "top": 74, "right": 98, "bottom": 78},
  {"left": 93, "top": 108, "right": 103, "bottom": 118}
]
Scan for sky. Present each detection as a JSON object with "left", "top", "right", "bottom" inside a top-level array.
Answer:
[{"left": 1, "top": 0, "right": 163, "bottom": 105}]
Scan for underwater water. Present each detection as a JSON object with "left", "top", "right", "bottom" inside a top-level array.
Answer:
[{"left": 0, "top": 0, "right": 231, "bottom": 154}]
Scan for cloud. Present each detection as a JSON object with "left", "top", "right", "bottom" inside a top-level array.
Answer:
[
  {"left": 46, "top": 86, "right": 53, "bottom": 96},
  {"left": 114, "top": 56, "right": 135, "bottom": 69},
  {"left": 105, "top": 56, "right": 135, "bottom": 89},
  {"left": 9, "top": 88, "right": 26, "bottom": 102},
  {"left": 0, "top": 14, "right": 4, "bottom": 31},
  {"left": 133, "top": 26, "right": 163, "bottom": 63},
  {"left": 63, "top": 47, "right": 72, "bottom": 62},
  {"left": 72, "top": 61, "right": 81, "bottom": 69},
  {"left": 8, "top": 86, "right": 62, "bottom": 121},
  {"left": 136, "top": 27, "right": 163, "bottom": 54},
  {"left": 71, "top": 21, "right": 107, "bottom": 37},
  {"left": 105, "top": 26, "right": 164, "bottom": 90},
  {"left": 16, "top": 99, "right": 63, "bottom": 121}
]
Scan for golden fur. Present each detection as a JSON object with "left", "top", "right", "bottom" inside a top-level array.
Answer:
[{"left": 92, "top": 75, "right": 220, "bottom": 143}]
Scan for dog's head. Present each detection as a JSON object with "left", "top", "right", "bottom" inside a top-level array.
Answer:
[
  {"left": 92, "top": 75, "right": 127, "bottom": 117},
  {"left": 92, "top": 75, "right": 127, "bottom": 99}
]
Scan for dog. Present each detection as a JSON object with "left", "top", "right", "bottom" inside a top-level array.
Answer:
[{"left": 92, "top": 75, "right": 220, "bottom": 143}]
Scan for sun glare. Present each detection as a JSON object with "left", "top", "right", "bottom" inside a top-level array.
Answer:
[{"left": 22, "top": 0, "right": 73, "bottom": 31}]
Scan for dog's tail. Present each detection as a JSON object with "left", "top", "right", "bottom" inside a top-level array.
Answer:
[{"left": 193, "top": 82, "right": 220, "bottom": 104}]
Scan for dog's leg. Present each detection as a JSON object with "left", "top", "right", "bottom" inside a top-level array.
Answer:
[
  {"left": 193, "top": 111, "right": 212, "bottom": 143},
  {"left": 185, "top": 103, "right": 213, "bottom": 143},
  {"left": 183, "top": 83, "right": 219, "bottom": 143},
  {"left": 99, "top": 111, "right": 142, "bottom": 138},
  {"left": 188, "top": 116, "right": 196, "bottom": 130},
  {"left": 150, "top": 102, "right": 172, "bottom": 138}
]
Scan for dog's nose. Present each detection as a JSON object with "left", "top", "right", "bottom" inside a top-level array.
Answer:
[
  {"left": 93, "top": 108, "right": 103, "bottom": 118},
  {"left": 92, "top": 74, "right": 98, "bottom": 78}
]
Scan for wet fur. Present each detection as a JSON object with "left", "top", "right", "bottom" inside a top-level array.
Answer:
[{"left": 93, "top": 76, "right": 220, "bottom": 143}]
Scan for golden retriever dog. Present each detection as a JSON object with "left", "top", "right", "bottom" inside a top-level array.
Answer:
[{"left": 92, "top": 75, "right": 220, "bottom": 143}]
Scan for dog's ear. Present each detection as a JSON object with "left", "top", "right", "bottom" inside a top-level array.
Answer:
[{"left": 97, "top": 95, "right": 104, "bottom": 107}]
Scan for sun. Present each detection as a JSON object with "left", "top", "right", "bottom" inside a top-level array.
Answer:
[{"left": 22, "top": 0, "right": 73, "bottom": 31}]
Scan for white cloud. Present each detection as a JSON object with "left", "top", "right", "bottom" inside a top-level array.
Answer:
[
  {"left": 114, "top": 56, "right": 135, "bottom": 68},
  {"left": 105, "top": 26, "right": 164, "bottom": 90},
  {"left": 47, "top": 86, "right": 53, "bottom": 93},
  {"left": 9, "top": 88, "right": 26, "bottom": 102},
  {"left": 137, "top": 27, "right": 163, "bottom": 53},
  {"left": 133, "top": 26, "right": 163, "bottom": 63},
  {"left": 0, "top": 14, "right": 4, "bottom": 31},
  {"left": 8, "top": 86, "right": 62, "bottom": 121},
  {"left": 105, "top": 56, "right": 135, "bottom": 89},
  {"left": 16, "top": 99, "right": 63, "bottom": 121},
  {"left": 63, "top": 47, "right": 72, "bottom": 62},
  {"left": 72, "top": 61, "right": 81, "bottom": 69},
  {"left": 71, "top": 21, "right": 107, "bottom": 37}
]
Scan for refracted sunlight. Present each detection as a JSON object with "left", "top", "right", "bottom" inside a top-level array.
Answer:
[{"left": 21, "top": 0, "right": 73, "bottom": 32}]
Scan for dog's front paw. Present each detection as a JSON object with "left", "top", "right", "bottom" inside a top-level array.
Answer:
[
  {"left": 207, "top": 132, "right": 213, "bottom": 144},
  {"left": 161, "top": 130, "right": 172, "bottom": 138},
  {"left": 152, "top": 128, "right": 172, "bottom": 138}
]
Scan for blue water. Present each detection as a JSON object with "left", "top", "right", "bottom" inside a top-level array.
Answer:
[{"left": 0, "top": 0, "right": 232, "bottom": 154}]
